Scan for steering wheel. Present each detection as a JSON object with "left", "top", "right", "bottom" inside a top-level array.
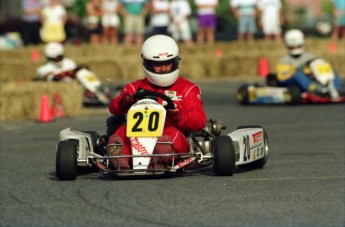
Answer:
[{"left": 133, "top": 90, "right": 175, "bottom": 110}]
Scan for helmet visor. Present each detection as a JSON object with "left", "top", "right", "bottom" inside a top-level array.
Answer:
[
  {"left": 143, "top": 57, "right": 180, "bottom": 74},
  {"left": 47, "top": 55, "right": 63, "bottom": 62}
]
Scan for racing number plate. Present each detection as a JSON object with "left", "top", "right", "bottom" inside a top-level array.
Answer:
[
  {"left": 84, "top": 74, "right": 98, "bottom": 82},
  {"left": 126, "top": 109, "right": 164, "bottom": 137},
  {"left": 314, "top": 63, "right": 332, "bottom": 76}
]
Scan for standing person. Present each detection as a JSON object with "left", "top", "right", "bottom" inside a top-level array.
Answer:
[
  {"left": 257, "top": 0, "right": 283, "bottom": 41},
  {"left": 102, "top": 0, "right": 121, "bottom": 44},
  {"left": 120, "top": 0, "right": 149, "bottom": 46},
  {"left": 194, "top": 0, "right": 218, "bottom": 45},
  {"left": 86, "top": 0, "right": 103, "bottom": 45},
  {"left": 21, "top": 0, "right": 42, "bottom": 46},
  {"left": 230, "top": 0, "right": 258, "bottom": 42},
  {"left": 149, "top": 0, "right": 170, "bottom": 35},
  {"left": 107, "top": 35, "right": 207, "bottom": 169},
  {"left": 170, "top": 0, "right": 194, "bottom": 46},
  {"left": 330, "top": 0, "right": 345, "bottom": 40},
  {"left": 40, "top": 0, "right": 67, "bottom": 43}
]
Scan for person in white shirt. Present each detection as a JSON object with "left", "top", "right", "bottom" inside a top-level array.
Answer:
[
  {"left": 102, "top": 0, "right": 121, "bottom": 44},
  {"left": 257, "top": 0, "right": 283, "bottom": 41},
  {"left": 230, "top": 0, "right": 257, "bottom": 42},
  {"left": 194, "top": 0, "right": 218, "bottom": 44},
  {"left": 170, "top": 0, "right": 193, "bottom": 46},
  {"left": 149, "top": 0, "right": 171, "bottom": 35},
  {"left": 40, "top": 0, "right": 67, "bottom": 43}
]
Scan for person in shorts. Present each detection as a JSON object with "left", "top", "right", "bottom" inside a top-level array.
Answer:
[
  {"left": 257, "top": 0, "right": 283, "bottom": 41},
  {"left": 170, "top": 0, "right": 194, "bottom": 46},
  {"left": 230, "top": 0, "right": 257, "bottom": 42},
  {"left": 194, "top": 0, "right": 218, "bottom": 44},
  {"left": 102, "top": 0, "right": 121, "bottom": 44},
  {"left": 120, "top": 0, "right": 149, "bottom": 45}
]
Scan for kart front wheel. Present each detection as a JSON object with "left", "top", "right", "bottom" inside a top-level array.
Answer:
[
  {"left": 56, "top": 140, "right": 78, "bottom": 180},
  {"left": 213, "top": 136, "right": 235, "bottom": 176},
  {"left": 236, "top": 85, "right": 250, "bottom": 105}
]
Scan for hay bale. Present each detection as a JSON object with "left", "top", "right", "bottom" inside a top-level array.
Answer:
[{"left": 0, "top": 81, "right": 83, "bottom": 121}]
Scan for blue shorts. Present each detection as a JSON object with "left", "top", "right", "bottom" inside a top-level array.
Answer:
[{"left": 238, "top": 15, "right": 256, "bottom": 33}]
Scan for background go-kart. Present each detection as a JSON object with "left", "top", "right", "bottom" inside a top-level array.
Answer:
[
  {"left": 1, "top": 80, "right": 344, "bottom": 226},
  {"left": 0, "top": 39, "right": 344, "bottom": 121}
]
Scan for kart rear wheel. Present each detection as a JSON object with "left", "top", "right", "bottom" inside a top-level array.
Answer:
[
  {"left": 213, "top": 135, "right": 235, "bottom": 176},
  {"left": 56, "top": 140, "right": 78, "bottom": 180},
  {"left": 236, "top": 85, "right": 249, "bottom": 104},
  {"left": 287, "top": 86, "right": 302, "bottom": 104}
]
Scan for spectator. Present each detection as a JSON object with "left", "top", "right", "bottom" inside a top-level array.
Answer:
[
  {"left": 194, "top": 0, "right": 218, "bottom": 45},
  {"left": 21, "top": 0, "right": 42, "bottom": 46},
  {"left": 330, "top": 0, "right": 345, "bottom": 40},
  {"left": 257, "top": 0, "right": 283, "bottom": 41},
  {"left": 120, "top": 0, "right": 149, "bottom": 46},
  {"left": 170, "top": 0, "right": 194, "bottom": 46},
  {"left": 102, "top": 0, "right": 121, "bottom": 44},
  {"left": 149, "top": 0, "right": 171, "bottom": 36},
  {"left": 40, "top": 0, "right": 67, "bottom": 43},
  {"left": 230, "top": 0, "right": 257, "bottom": 42},
  {"left": 86, "top": 0, "right": 103, "bottom": 45}
]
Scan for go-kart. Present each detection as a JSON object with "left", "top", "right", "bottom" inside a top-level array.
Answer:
[
  {"left": 55, "top": 90, "right": 268, "bottom": 180},
  {"left": 237, "top": 58, "right": 345, "bottom": 105},
  {"left": 33, "top": 66, "right": 122, "bottom": 106}
]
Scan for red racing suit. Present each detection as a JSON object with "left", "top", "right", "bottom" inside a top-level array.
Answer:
[{"left": 108, "top": 76, "right": 207, "bottom": 158}]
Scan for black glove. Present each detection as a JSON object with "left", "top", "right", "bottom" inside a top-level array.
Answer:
[
  {"left": 119, "top": 93, "right": 136, "bottom": 110},
  {"left": 166, "top": 109, "right": 181, "bottom": 123}
]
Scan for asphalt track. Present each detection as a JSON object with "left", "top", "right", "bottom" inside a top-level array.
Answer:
[{"left": 0, "top": 80, "right": 344, "bottom": 227}]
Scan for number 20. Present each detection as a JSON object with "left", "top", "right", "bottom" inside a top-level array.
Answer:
[
  {"left": 243, "top": 135, "right": 250, "bottom": 161},
  {"left": 132, "top": 111, "right": 159, "bottom": 132}
]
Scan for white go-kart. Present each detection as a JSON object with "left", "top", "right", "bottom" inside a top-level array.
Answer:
[{"left": 55, "top": 90, "right": 268, "bottom": 180}]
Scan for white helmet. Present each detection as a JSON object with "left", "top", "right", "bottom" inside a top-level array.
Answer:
[
  {"left": 284, "top": 29, "right": 305, "bottom": 56},
  {"left": 141, "top": 35, "right": 180, "bottom": 87},
  {"left": 44, "top": 42, "right": 64, "bottom": 60}
]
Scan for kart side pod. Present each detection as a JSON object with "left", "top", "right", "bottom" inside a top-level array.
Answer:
[{"left": 228, "top": 126, "right": 268, "bottom": 169}]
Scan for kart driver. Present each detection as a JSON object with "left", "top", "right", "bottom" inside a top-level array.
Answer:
[
  {"left": 276, "top": 29, "right": 343, "bottom": 96},
  {"left": 107, "top": 34, "right": 207, "bottom": 169},
  {"left": 37, "top": 42, "right": 77, "bottom": 81}
]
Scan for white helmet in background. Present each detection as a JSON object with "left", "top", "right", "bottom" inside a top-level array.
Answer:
[
  {"left": 44, "top": 42, "right": 64, "bottom": 61},
  {"left": 284, "top": 29, "right": 305, "bottom": 57},
  {"left": 141, "top": 35, "right": 180, "bottom": 87}
]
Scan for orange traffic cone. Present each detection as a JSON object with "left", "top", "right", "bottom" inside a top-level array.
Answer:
[
  {"left": 38, "top": 95, "right": 54, "bottom": 123},
  {"left": 328, "top": 42, "right": 337, "bottom": 54},
  {"left": 52, "top": 93, "right": 65, "bottom": 118},
  {"left": 214, "top": 49, "right": 223, "bottom": 58},
  {"left": 258, "top": 56, "right": 270, "bottom": 77},
  {"left": 31, "top": 49, "right": 40, "bottom": 63}
]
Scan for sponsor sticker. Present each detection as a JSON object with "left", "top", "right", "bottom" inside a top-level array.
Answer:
[{"left": 252, "top": 131, "right": 263, "bottom": 144}]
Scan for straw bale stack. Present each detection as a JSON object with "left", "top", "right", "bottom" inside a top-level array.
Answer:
[{"left": 0, "top": 81, "right": 83, "bottom": 121}]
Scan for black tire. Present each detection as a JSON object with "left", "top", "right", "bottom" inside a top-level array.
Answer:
[
  {"left": 287, "top": 86, "right": 302, "bottom": 104},
  {"left": 213, "top": 136, "right": 236, "bottom": 176},
  {"left": 236, "top": 84, "right": 249, "bottom": 105},
  {"left": 56, "top": 141, "right": 78, "bottom": 180},
  {"left": 237, "top": 126, "right": 268, "bottom": 169},
  {"left": 266, "top": 73, "right": 280, "bottom": 87}
]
